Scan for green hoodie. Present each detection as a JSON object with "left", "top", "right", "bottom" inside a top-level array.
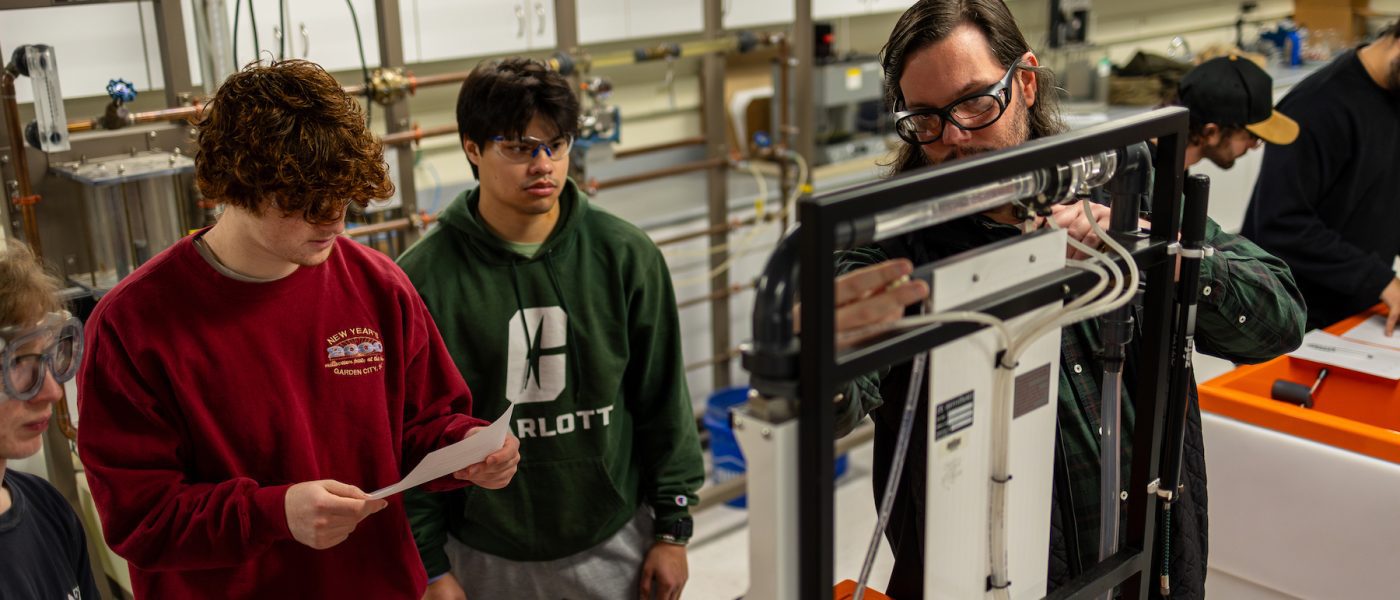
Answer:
[{"left": 397, "top": 180, "right": 703, "bottom": 571}]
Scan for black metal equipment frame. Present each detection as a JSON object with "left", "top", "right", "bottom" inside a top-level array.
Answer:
[{"left": 749, "top": 108, "right": 1194, "bottom": 599}]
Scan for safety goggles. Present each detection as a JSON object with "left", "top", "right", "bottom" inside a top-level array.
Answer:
[
  {"left": 0, "top": 311, "right": 83, "bottom": 402},
  {"left": 490, "top": 134, "right": 573, "bottom": 163},
  {"left": 893, "top": 60, "right": 1021, "bottom": 145}
]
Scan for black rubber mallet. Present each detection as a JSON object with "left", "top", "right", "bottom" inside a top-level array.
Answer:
[{"left": 1270, "top": 368, "right": 1328, "bottom": 409}]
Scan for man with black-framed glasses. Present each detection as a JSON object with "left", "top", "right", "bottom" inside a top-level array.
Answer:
[
  {"left": 828, "top": 1, "right": 1305, "bottom": 598},
  {"left": 397, "top": 57, "right": 703, "bottom": 600}
]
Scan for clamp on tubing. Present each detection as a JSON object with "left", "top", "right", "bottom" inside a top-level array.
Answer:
[{"left": 1167, "top": 243, "right": 1214, "bottom": 259}]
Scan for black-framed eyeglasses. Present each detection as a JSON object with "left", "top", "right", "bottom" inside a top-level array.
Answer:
[
  {"left": 1, "top": 312, "right": 82, "bottom": 402},
  {"left": 490, "top": 134, "right": 573, "bottom": 164},
  {"left": 893, "top": 60, "right": 1021, "bottom": 145}
]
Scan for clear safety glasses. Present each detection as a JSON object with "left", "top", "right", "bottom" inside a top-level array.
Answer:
[{"left": 1, "top": 312, "right": 82, "bottom": 402}]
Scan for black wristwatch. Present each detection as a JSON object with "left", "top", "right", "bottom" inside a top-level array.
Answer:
[{"left": 657, "top": 517, "right": 694, "bottom": 545}]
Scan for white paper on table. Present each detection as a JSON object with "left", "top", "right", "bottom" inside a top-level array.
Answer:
[
  {"left": 1340, "top": 315, "right": 1400, "bottom": 351},
  {"left": 1289, "top": 330, "right": 1400, "bottom": 381},
  {"left": 370, "top": 403, "right": 515, "bottom": 500}
]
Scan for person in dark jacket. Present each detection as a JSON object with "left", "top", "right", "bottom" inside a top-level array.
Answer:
[
  {"left": 830, "top": 1, "right": 1308, "bottom": 598},
  {"left": 1242, "top": 23, "right": 1400, "bottom": 333}
]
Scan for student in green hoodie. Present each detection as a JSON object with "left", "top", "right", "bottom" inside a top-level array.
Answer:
[{"left": 398, "top": 57, "right": 704, "bottom": 600}]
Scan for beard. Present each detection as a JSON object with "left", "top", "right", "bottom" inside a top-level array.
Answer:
[{"left": 1202, "top": 139, "right": 1239, "bottom": 169}]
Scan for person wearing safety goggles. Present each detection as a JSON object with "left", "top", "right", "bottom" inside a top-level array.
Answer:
[{"left": 0, "top": 240, "right": 100, "bottom": 600}]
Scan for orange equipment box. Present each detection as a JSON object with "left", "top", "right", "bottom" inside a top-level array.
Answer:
[{"left": 1198, "top": 305, "right": 1400, "bottom": 464}]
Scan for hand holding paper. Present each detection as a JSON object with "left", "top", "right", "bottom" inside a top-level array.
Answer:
[
  {"left": 370, "top": 404, "right": 519, "bottom": 500},
  {"left": 454, "top": 425, "right": 520, "bottom": 489}
]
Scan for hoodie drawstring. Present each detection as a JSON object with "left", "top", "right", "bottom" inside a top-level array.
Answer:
[
  {"left": 508, "top": 260, "right": 534, "bottom": 394},
  {"left": 543, "top": 252, "right": 580, "bottom": 394}
]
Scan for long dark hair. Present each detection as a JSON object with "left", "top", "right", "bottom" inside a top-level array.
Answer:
[{"left": 881, "top": 0, "right": 1066, "bottom": 174}]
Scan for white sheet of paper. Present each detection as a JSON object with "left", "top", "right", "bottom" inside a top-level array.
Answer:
[
  {"left": 1289, "top": 330, "right": 1400, "bottom": 381},
  {"left": 370, "top": 404, "right": 515, "bottom": 500},
  {"left": 1340, "top": 315, "right": 1400, "bottom": 351}
]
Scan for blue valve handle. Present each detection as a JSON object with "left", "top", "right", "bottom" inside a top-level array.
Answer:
[{"left": 107, "top": 79, "right": 138, "bottom": 103}]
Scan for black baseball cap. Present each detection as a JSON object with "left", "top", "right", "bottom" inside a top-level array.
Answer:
[{"left": 1179, "top": 56, "right": 1298, "bottom": 145}]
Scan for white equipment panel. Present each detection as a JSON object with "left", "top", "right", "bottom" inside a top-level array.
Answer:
[{"left": 925, "top": 229, "right": 1066, "bottom": 599}]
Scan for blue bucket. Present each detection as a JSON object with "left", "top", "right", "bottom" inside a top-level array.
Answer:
[{"left": 704, "top": 386, "right": 849, "bottom": 509}]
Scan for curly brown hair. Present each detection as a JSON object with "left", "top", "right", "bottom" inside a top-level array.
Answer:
[
  {"left": 0, "top": 240, "right": 62, "bottom": 330},
  {"left": 194, "top": 60, "right": 393, "bottom": 224}
]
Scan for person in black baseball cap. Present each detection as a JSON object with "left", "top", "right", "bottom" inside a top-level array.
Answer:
[{"left": 1176, "top": 55, "right": 1298, "bottom": 169}]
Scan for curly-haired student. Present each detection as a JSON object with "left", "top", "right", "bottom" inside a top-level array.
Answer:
[{"left": 76, "top": 59, "right": 521, "bottom": 599}]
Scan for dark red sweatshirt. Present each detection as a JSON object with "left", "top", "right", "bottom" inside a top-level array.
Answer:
[{"left": 77, "top": 234, "right": 487, "bottom": 598}]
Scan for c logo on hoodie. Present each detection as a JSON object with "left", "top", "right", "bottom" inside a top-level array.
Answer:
[{"left": 506, "top": 307, "right": 567, "bottom": 403}]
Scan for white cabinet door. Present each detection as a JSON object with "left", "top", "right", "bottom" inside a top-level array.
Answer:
[
  {"left": 290, "top": 0, "right": 382, "bottom": 72},
  {"left": 631, "top": 0, "right": 703, "bottom": 40},
  {"left": 525, "top": 0, "right": 556, "bottom": 50},
  {"left": 577, "top": 0, "right": 629, "bottom": 45},
  {"left": 722, "top": 0, "right": 792, "bottom": 29},
  {"left": 416, "top": 0, "right": 531, "bottom": 63},
  {"left": 1, "top": 4, "right": 154, "bottom": 101},
  {"left": 866, "top": 0, "right": 914, "bottom": 15},
  {"left": 814, "top": 0, "right": 866, "bottom": 19}
]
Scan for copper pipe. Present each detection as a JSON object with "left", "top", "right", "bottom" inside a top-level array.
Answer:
[
  {"left": 66, "top": 101, "right": 204, "bottom": 133},
  {"left": 343, "top": 70, "right": 472, "bottom": 99},
  {"left": 677, "top": 280, "right": 754, "bottom": 310},
  {"left": 346, "top": 218, "right": 410, "bottom": 238},
  {"left": 53, "top": 387, "right": 78, "bottom": 441},
  {"left": 776, "top": 35, "right": 793, "bottom": 232},
  {"left": 655, "top": 218, "right": 742, "bottom": 248},
  {"left": 378, "top": 127, "right": 696, "bottom": 152},
  {"left": 345, "top": 212, "right": 437, "bottom": 239},
  {"left": 410, "top": 71, "right": 472, "bottom": 90},
  {"left": 614, "top": 136, "right": 707, "bottom": 159},
  {"left": 594, "top": 156, "right": 725, "bottom": 191},
  {"left": 584, "top": 35, "right": 760, "bottom": 71},
  {"left": 380, "top": 123, "right": 457, "bottom": 147},
  {"left": 344, "top": 33, "right": 776, "bottom": 102},
  {"left": 652, "top": 205, "right": 791, "bottom": 248},
  {"left": 2, "top": 70, "right": 42, "bottom": 258},
  {"left": 133, "top": 103, "right": 202, "bottom": 124}
]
